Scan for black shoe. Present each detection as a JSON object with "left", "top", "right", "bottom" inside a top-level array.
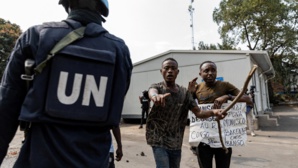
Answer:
[
  {"left": 190, "top": 146, "right": 197, "bottom": 155},
  {"left": 139, "top": 125, "right": 143, "bottom": 129}
]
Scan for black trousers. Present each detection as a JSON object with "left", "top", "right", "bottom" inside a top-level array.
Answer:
[
  {"left": 196, "top": 142, "right": 232, "bottom": 168},
  {"left": 108, "top": 152, "right": 115, "bottom": 168},
  {"left": 140, "top": 108, "right": 149, "bottom": 126}
]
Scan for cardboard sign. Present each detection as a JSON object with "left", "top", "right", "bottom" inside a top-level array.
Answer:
[{"left": 189, "top": 103, "right": 247, "bottom": 148}]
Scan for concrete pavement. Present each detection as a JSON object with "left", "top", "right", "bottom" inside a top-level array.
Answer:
[{"left": 1, "top": 104, "right": 298, "bottom": 168}]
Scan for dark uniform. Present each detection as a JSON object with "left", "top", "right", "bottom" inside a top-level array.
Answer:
[
  {"left": 139, "top": 91, "right": 150, "bottom": 128},
  {"left": 0, "top": 9, "right": 132, "bottom": 167}
]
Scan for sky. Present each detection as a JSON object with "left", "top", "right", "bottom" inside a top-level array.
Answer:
[{"left": 0, "top": 0, "right": 222, "bottom": 63}]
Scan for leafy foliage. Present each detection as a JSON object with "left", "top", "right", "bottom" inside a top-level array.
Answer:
[
  {"left": 213, "top": 0, "right": 298, "bottom": 57},
  {"left": 272, "top": 54, "right": 298, "bottom": 98},
  {"left": 213, "top": 0, "right": 298, "bottom": 102},
  {"left": 0, "top": 18, "right": 22, "bottom": 78},
  {"left": 197, "top": 40, "right": 237, "bottom": 50}
]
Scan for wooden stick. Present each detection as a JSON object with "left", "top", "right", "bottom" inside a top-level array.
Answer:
[{"left": 217, "top": 65, "right": 258, "bottom": 153}]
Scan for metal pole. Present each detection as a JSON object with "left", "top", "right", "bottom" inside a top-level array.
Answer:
[{"left": 188, "top": 0, "right": 195, "bottom": 50}]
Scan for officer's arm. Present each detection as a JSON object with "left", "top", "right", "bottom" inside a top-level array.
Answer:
[
  {"left": 112, "top": 126, "right": 123, "bottom": 161},
  {"left": 0, "top": 86, "right": 24, "bottom": 164}
]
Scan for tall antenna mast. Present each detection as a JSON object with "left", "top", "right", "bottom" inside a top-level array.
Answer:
[{"left": 188, "top": 0, "right": 195, "bottom": 50}]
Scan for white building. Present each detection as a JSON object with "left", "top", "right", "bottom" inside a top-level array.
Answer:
[{"left": 122, "top": 50, "right": 275, "bottom": 124}]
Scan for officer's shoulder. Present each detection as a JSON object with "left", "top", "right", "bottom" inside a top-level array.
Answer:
[
  {"left": 104, "top": 33, "right": 125, "bottom": 44},
  {"left": 21, "top": 21, "right": 68, "bottom": 39},
  {"left": 42, "top": 21, "right": 69, "bottom": 28},
  {"left": 24, "top": 21, "right": 69, "bottom": 35}
]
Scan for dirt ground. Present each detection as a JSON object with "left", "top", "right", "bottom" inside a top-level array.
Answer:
[{"left": 1, "top": 104, "right": 298, "bottom": 168}]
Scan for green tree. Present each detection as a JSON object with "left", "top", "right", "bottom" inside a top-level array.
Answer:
[
  {"left": 213, "top": 0, "right": 298, "bottom": 102},
  {"left": 213, "top": 0, "right": 298, "bottom": 55},
  {"left": 197, "top": 40, "right": 237, "bottom": 50},
  {"left": 0, "top": 18, "right": 22, "bottom": 78},
  {"left": 197, "top": 41, "right": 219, "bottom": 50}
]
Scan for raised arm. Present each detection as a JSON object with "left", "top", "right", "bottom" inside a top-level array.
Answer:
[{"left": 188, "top": 77, "right": 198, "bottom": 93}]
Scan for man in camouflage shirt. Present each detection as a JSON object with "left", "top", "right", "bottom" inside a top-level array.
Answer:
[{"left": 146, "top": 58, "right": 225, "bottom": 168}]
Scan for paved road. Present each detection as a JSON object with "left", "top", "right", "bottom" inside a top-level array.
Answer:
[{"left": 1, "top": 104, "right": 298, "bottom": 168}]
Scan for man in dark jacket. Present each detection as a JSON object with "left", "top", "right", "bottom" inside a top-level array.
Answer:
[
  {"left": 0, "top": 0, "right": 132, "bottom": 167},
  {"left": 139, "top": 90, "right": 150, "bottom": 128}
]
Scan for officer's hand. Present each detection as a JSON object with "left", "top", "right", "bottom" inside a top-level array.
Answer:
[
  {"left": 188, "top": 77, "right": 198, "bottom": 93},
  {"left": 151, "top": 93, "right": 171, "bottom": 107},
  {"left": 115, "top": 148, "right": 123, "bottom": 161}
]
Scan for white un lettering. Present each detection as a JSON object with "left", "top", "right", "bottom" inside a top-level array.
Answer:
[{"left": 57, "top": 71, "right": 108, "bottom": 107}]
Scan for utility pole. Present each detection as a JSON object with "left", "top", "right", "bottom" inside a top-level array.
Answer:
[{"left": 188, "top": 0, "right": 196, "bottom": 50}]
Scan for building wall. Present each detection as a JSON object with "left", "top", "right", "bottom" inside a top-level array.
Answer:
[{"left": 122, "top": 51, "right": 267, "bottom": 119}]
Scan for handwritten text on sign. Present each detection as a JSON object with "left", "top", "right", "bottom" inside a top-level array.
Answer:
[{"left": 188, "top": 103, "right": 247, "bottom": 148}]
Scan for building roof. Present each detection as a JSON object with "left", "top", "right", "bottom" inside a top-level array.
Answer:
[{"left": 134, "top": 50, "right": 275, "bottom": 78}]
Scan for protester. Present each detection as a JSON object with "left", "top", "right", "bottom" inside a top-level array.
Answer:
[
  {"left": 246, "top": 89, "right": 256, "bottom": 137},
  {"left": 139, "top": 90, "right": 150, "bottom": 129},
  {"left": 146, "top": 58, "right": 226, "bottom": 168},
  {"left": 188, "top": 60, "right": 253, "bottom": 168},
  {"left": 0, "top": 0, "right": 132, "bottom": 167}
]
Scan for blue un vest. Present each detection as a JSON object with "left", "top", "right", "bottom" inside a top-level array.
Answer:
[{"left": 18, "top": 20, "right": 132, "bottom": 127}]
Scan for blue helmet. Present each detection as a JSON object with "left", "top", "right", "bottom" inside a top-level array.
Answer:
[{"left": 100, "top": 0, "right": 109, "bottom": 17}]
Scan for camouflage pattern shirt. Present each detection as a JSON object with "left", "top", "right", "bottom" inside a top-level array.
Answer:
[{"left": 146, "top": 82, "right": 197, "bottom": 150}]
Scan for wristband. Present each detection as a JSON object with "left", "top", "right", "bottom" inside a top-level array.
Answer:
[{"left": 151, "top": 93, "right": 158, "bottom": 98}]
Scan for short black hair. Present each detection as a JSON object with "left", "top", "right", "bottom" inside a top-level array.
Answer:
[
  {"left": 162, "top": 58, "right": 178, "bottom": 67},
  {"left": 199, "top": 61, "right": 216, "bottom": 70}
]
